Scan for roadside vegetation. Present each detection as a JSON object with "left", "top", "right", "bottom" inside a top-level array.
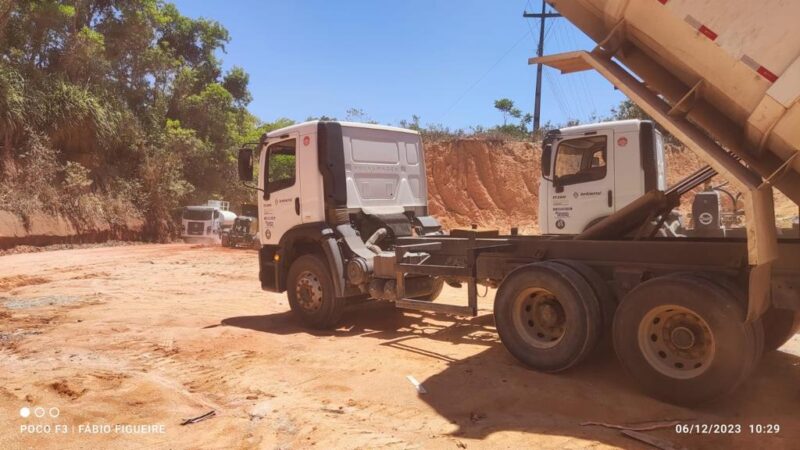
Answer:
[{"left": 0, "top": 0, "right": 287, "bottom": 240}]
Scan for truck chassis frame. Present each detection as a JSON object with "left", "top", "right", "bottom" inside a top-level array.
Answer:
[{"left": 393, "top": 234, "right": 800, "bottom": 318}]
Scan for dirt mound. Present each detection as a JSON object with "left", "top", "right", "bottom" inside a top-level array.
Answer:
[
  {"left": 0, "top": 210, "right": 144, "bottom": 250},
  {"left": 425, "top": 139, "right": 541, "bottom": 234},
  {"left": 425, "top": 139, "right": 796, "bottom": 231}
]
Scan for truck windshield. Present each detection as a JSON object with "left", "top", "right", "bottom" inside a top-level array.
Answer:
[
  {"left": 554, "top": 136, "right": 607, "bottom": 186},
  {"left": 183, "top": 209, "right": 213, "bottom": 221}
]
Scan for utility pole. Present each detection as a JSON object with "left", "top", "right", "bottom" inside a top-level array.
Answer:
[{"left": 523, "top": 1, "right": 561, "bottom": 132}]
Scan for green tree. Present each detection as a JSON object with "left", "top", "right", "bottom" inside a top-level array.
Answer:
[
  {"left": 399, "top": 114, "right": 421, "bottom": 131},
  {"left": 223, "top": 66, "right": 252, "bottom": 107},
  {"left": 345, "top": 107, "right": 368, "bottom": 122},
  {"left": 494, "top": 98, "right": 522, "bottom": 126},
  {"left": 610, "top": 99, "right": 649, "bottom": 121},
  {"left": 0, "top": 0, "right": 264, "bottom": 241},
  {"left": 610, "top": 99, "right": 675, "bottom": 143}
]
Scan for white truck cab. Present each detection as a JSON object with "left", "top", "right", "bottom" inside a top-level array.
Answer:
[
  {"left": 254, "top": 121, "right": 429, "bottom": 245},
  {"left": 539, "top": 120, "right": 666, "bottom": 234},
  {"left": 238, "top": 121, "right": 442, "bottom": 328}
]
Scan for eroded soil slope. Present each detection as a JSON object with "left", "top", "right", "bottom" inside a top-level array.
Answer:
[{"left": 425, "top": 139, "right": 542, "bottom": 234}]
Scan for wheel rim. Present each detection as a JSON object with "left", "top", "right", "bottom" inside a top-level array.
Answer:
[
  {"left": 638, "top": 305, "right": 715, "bottom": 379},
  {"left": 511, "top": 288, "right": 566, "bottom": 349},
  {"left": 296, "top": 270, "right": 324, "bottom": 312}
]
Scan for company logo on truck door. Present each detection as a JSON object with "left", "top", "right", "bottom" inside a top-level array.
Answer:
[{"left": 573, "top": 191, "right": 602, "bottom": 199}]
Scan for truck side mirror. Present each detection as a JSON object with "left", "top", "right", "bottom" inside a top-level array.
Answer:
[
  {"left": 238, "top": 148, "right": 253, "bottom": 182},
  {"left": 542, "top": 143, "right": 553, "bottom": 178}
]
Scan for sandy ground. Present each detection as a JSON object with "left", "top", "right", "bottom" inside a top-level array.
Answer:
[{"left": 0, "top": 243, "right": 798, "bottom": 449}]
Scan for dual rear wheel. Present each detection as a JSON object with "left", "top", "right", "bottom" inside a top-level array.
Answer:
[
  {"left": 612, "top": 275, "right": 762, "bottom": 405},
  {"left": 494, "top": 265, "right": 765, "bottom": 405},
  {"left": 494, "top": 261, "right": 603, "bottom": 372}
]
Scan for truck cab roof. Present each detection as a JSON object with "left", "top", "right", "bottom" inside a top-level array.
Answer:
[
  {"left": 559, "top": 119, "right": 650, "bottom": 136},
  {"left": 265, "top": 120, "right": 421, "bottom": 139}
]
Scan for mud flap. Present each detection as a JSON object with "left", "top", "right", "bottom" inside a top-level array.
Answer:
[
  {"left": 320, "top": 228, "right": 346, "bottom": 297},
  {"left": 747, "top": 262, "right": 772, "bottom": 323}
]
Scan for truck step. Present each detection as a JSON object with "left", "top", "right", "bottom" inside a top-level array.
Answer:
[{"left": 394, "top": 298, "right": 477, "bottom": 316}]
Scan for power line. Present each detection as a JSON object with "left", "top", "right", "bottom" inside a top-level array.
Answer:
[
  {"left": 561, "top": 21, "right": 599, "bottom": 118},
  {"left": 438, "top": 28, "right": 532, "bottom": 122},
  {"left": 523, "top": 1, "right": 562, "bottom": 131},
  {"left": 550, "top": 21, "right": 586, "bottom": 120},
  {"left": 544, "top": 69, "right": 571, "bottom": 120}
]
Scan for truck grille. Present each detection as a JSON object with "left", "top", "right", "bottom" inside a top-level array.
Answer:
[{"left": 187, "top": 222, "right": 205, "bottom": 235}]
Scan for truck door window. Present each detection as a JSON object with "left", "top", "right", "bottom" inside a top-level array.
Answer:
[
  {"left": 554, "top": 136, "right": 607, "bottom": 186},
  {"left": 266, "top": 139, "right": 297, "bottom": 193}
]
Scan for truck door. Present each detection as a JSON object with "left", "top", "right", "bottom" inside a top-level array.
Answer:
[
  {"left": 260, "top": 135, "right": 302, "bottom": 245},
  {"left": 548, "top": 133, "right": 614, "bottom": 234}
]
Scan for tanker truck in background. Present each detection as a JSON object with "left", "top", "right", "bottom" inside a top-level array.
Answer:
[
  {"left": 181, "top": 200, "right": 237, "bottom": 244},
  {"left": 237, "top": 0, "right": 800, "bottom": 405}
]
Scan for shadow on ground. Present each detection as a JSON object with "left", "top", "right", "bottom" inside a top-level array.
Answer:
[{"left": 220, "top": 302, "right": 800, "bottom": 449}]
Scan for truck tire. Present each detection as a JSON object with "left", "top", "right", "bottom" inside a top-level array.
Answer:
[
  {"left": 494, "top": 262, "right": 602, "bottom": 372},
  {"left": 681, "top": 273, "right": 764, "bottom": 378},
  {"left": 414, "top": 277, "right": 444, "bottom": 302},
  {"left": 613, "top": 275, "right": 759, "bottom": 405},
  {"left": 761, "top": 307, "right": 800, "bottom": 352},
  {"left": 286, "top": 254, "right": 346, "bottom": 329},
  {"left": 550, "top": 260, "right": 617, "bottom": 338},
  {"left": 221, "top": 235, "right": 229, "bottom": 247}
]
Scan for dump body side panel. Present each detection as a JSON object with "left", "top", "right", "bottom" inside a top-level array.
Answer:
[{"left": 547, "top": 0, "right": 800, "bottom": 199}]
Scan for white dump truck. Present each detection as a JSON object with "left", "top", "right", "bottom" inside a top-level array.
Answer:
[
  {"left": 237, "top": 0, "right": 800, "bottom": 405},
  {"left": 181, "top": 200, "right": 237, "bottom": 244}
]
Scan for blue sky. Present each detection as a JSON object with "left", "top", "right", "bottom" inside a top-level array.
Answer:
[{"left": 171, "top": 0, "right": 625, "bottom": 130}]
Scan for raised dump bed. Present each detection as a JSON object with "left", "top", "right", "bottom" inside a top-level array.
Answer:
[{"left": 544, "top": 0, "right": 800, "bottom": 201}]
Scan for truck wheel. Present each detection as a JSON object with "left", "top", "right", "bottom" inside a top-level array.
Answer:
[
  {"left": 681, "top": 273, "right": 764, "bottom": 377},
  {"left": 286, "top": 254, "right": 345, "bottom": 329},
  {"left": 494, "top": 262, "right": 602, "bottom": 372},
  {"left": 613, "top": 275, "right": 758, "bottom": 405},
  {"left": 414, "top": 277, "right": 444, "bottom": 302},
  {"left": 221, "top": 235, "right": 229, "bottom": 247},
  {"left": 550, "top": 260, "right": 616, "bottom": 337},
  {"left": 761, "top": 307, "right": 800, "bottom": 352}
]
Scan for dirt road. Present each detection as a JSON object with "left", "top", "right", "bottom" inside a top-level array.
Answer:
[{"left": 1, "top": 244, "right": 798, "bottom": 449}]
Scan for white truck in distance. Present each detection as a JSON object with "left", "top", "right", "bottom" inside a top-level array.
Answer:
[{"left": 181, "top": 200, "right": 237, "bottom": 244}]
